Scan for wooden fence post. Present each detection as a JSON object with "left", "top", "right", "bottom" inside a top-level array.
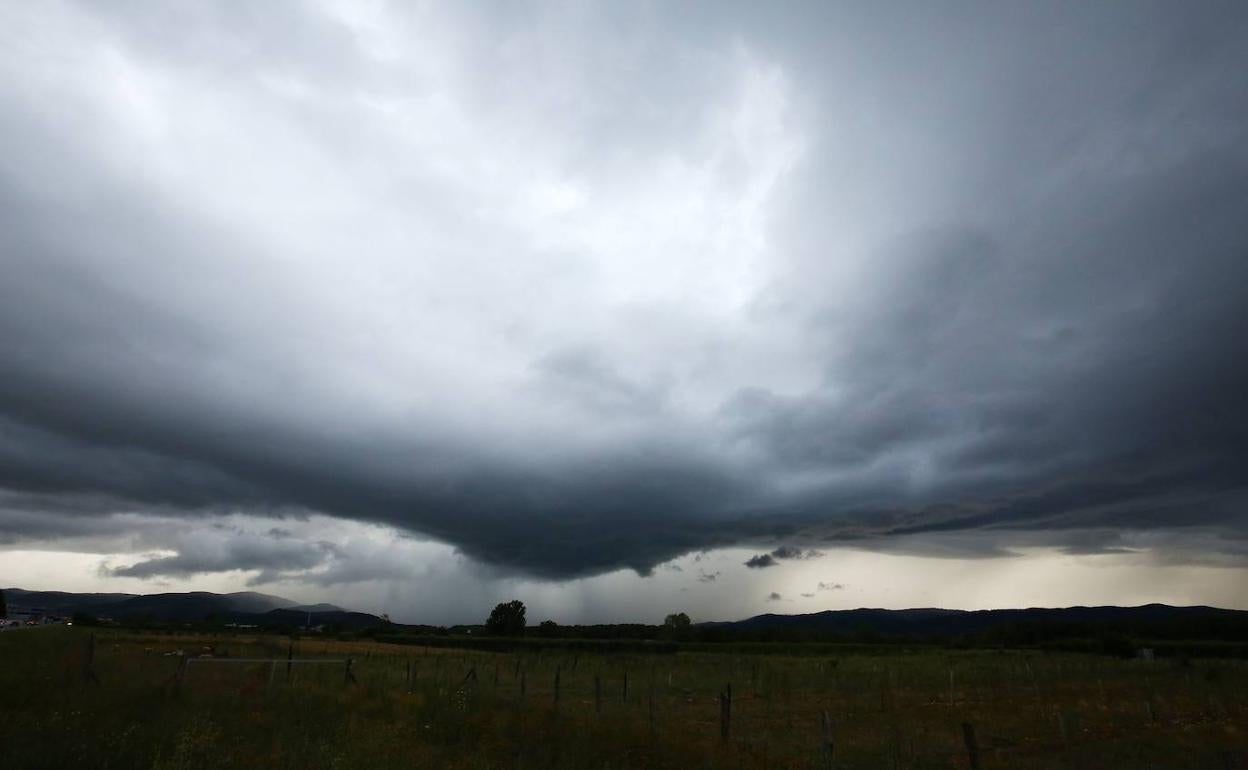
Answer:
[
  {"left": 961, "top": 722, "right": 980, "bottom": 770},
  {"left": 286, "top": 640, "right": 294, "bottom": 681},
  {"left": 520, "top": 669, "right": 527, "bottom": 699},
  {"left": 820, "top": 709, "right": 835, "bottom": 769},
  {"left": 623, "top": 669, "right": 628, "bottom": 702},
  {"left": 595, "top": 675, "right": 602, "bottom": 714},
  {"left": 554, "top": 667, "right": 561, "bottom": 709},
  {"left": 173, "top": 655, "right": 189, "bottom": 695},
  {"left": 344, "top": 658, "right": 357, "bottom": 686},
  {"left": 83, "top": 633, "right": 100, "bottom": 684},
  {"left": 720, "top": 683, "right": 732, "bottom": 741}
]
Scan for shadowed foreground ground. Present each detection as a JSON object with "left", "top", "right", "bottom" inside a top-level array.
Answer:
[{"left": 2, "top": 628, "right": 1245, "bottom": 768}]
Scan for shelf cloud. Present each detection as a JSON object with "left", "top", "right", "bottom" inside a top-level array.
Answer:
[{"left": 2, "top": 1, "right": 1247, "bottom": 594}]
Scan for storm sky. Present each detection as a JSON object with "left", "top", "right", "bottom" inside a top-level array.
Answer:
[{"left": 2, "top": 1, "right": 1247, "bottom": 623}]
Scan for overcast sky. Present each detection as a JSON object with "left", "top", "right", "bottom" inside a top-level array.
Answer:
[{"left": 2, "top": 1, "right": 1246, "bottom": 623}]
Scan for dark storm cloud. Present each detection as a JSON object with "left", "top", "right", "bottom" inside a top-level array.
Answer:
[
  {"left": 769, "top": 546, "right": 803, "bottom": 560},
  {"left": 109, "top": 534, "right": 334, "bottom": 579},
  {"left": 766, "top": 592, "right": 782, "bottom": 602},
  {"left": 2, "top": 1, "right": 1248, "bottom": 582},
  {"left": 745, "top": 546, "right": 822, "bottom": 568},
  {"left": 769, "top": 546, "right": 822, "bottom": 560}
]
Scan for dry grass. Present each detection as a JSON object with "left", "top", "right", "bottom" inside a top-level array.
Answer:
[{"left": 2, "top": 627, "right": 1245, "bottom": 768}]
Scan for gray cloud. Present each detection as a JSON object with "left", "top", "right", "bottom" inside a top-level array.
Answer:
[
  {"left": 108, "top": 531, "right": 335, "bottom": 580},
  {"left": 770, "top": 546, "right": 823, "bottom": 560},
  {"left": 1, "top": 1, "right": 1247, "bottom": 585},
  {"left": 744, "top": 554, "right": 778, "bottom": 569},
  {"left": 745, "top": 546, "right": 824, "bottom": 568},
  {"left": 766, "top": 592, "right": 782, "bottom": 602},
  {"left": 769, "top": 546, "right": 804, "bottom": 560}
]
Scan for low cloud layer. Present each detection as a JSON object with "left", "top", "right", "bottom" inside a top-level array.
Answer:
[
  {"left": 2, "top": 2, "right": 1247, "bottom": 589},
  {"left": 744, "top": 545, "right": 823, "bottom": 568}
]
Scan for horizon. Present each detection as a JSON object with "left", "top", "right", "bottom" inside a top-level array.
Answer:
[
  {"left": 6, "top": 584, "right": 1244, "bottom": 629},
  {"left": 3, "top": 2, "right": 1248, "bottom": 625}
]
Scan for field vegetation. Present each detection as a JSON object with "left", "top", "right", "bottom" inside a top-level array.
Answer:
[{"left": 2, "top": 627, "right": 1245, "bottom": 768}]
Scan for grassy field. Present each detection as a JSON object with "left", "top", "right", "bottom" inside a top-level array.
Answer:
[{"left": 2, "top": 628, "right": 1245, "bottom": 769}]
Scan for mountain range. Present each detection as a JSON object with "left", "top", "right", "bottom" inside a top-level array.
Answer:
[
  {"left": 2, "top": 588, "right": 382, "bottom": 629},
  {"left": 5, "top": 588, "right": 1246, "bottom": 640},
  {"left": 699, "top": 604, "right": 1248, "bottom": 643}
]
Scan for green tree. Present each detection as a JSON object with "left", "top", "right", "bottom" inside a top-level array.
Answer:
[
  {"left": 486, "top": 600, "right": 526, "bottom": 636},
  {"left": 663, "top": 612, "right": 691, "bottom": 630},
  {"left": 537, "top": 619, "right": 559, "bottom": 638}
]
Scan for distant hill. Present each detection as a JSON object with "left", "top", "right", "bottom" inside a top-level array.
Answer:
[
  {"left": 289, "top": 603, "right": 345, "bottom": 613},
  {"left": 7, "top": 588, "right": 1244, "bottom": 643},
  {"left": 698, "top": 604, "right": 1248, "bottom": 642},
  {"left": 4, "top": 588, "right": 295, "bottom": 618},
  {"left": 2, "top": 588, "right": 382, "bottom": 630},
  {"left": 2, "top": 589, "right": 138, "bottom": 613},
  {"left": 257, "top": 608, "right": 385, "bottom": 630}
]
